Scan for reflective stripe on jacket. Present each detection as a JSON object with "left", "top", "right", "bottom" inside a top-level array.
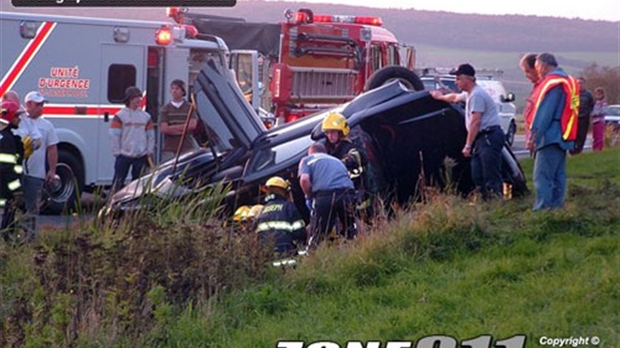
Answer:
[{"left": 531, "top": 73, "right": 579, "bottom": 141}]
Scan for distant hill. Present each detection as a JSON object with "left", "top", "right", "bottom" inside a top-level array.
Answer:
[
  {"left": 3, "top": 0, "right": 617, "bottom": 54},
  {"left": 3, "top": 0, "right": 618, "bottom": 110}
]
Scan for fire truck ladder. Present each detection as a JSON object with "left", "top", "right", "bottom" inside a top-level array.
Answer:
[{"left": 298, "top": 32, "right": 357, "bottom": 46}]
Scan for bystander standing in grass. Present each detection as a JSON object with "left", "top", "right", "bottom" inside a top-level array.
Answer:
[
  {"left": 431, "top": 63, "right": 504, "bottom": 200},
  {"left": 519, "top": 53, "right": 540, "bottom": 148},
  {"left": 591, "top": 87, "right": 608, "bottom": 151},
  {"left": 571, "top": 77, "right": 595, "bottom": 154},
  {"left": 526, "top": 53, "right": 578, "bottom": 210}
]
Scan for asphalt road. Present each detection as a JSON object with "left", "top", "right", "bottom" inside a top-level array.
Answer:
[{"left": 26, "top": 135, "right": 594, "bottom": 229}]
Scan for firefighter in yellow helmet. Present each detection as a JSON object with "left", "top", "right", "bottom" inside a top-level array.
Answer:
[
  {"left": 321, "top": 112, "right": 370, "bottom": 217},
  {"left": 322, "top": 111, "right": 365, "bottom": 179},
  {"left": 233, "top": 205, "right": 251, "bottom": 223},
  {"left": 254, "top": 176, "right": 306, "bottom": 257},
  {"left": 232, "top": 205, "right": 257, "bottom": 234}
]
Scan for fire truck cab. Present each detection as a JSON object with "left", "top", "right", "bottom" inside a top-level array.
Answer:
[
  {"left": 0, "top": 12, "right": 230, "bottom": 213},
  {"left": 172, "top": 8, "right": 422, "bottom": 124}
]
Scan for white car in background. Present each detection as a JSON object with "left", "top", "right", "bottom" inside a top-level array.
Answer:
[
  {"left": 477, "top": 78, "right": 517, "bottom": 146},
  {"left": 421, "top": 75, "right": 518, "bottom": 145},
  {"left": 604, "top": 104, "right": 620, "bottom": 123}
]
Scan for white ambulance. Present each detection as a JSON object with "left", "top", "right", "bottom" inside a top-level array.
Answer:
[{"left": 0, "top": 11, "right": 229, "bottom": 213}]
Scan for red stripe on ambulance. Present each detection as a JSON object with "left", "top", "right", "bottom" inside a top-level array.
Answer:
[{"left": 0, "top": 21, "right": 56, "bottom": 97}]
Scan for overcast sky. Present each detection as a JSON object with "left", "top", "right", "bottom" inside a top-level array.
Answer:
[{"left": 258, "top": 0, "right": 620, "bottom": 22}]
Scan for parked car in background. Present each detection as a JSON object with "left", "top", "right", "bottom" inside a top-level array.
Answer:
[
  {"left": 101, "top": 60, "right": 528, "bottom": 221},
  {"left": 604, "top": 104, "right": 620, "bottom": 147},
  {"left": 477, "top": 78, "right": 517, "bottom": 145},
  {"left": 421, "top": 75, "right": 461, "bottom": 94},
  {"left": 420, "top": 73, "right": 517, "bottom": 145},
  {"left": 604, "top": 104, "right": 620, "bottom": 123}
]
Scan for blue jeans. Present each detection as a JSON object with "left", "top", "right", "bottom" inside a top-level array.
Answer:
[
  {"left": 471, "top": 126, "right": 504, "bottom": 200},
  {"left": 533, "top": 144, "right": 567, "bottom": 211},
  {"left": 22, "top": 175, "right": 44, "bottom": 215},
  {"left": 112, "top": 155, "right": 148, "bottom": 193}
]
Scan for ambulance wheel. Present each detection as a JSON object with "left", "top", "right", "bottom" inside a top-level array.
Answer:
[
  {"left": 42, "top": 150, "right": 84, "bottom": 215},
  {"left": 364, "top": 66, "right": 424, "bottom": 92}
]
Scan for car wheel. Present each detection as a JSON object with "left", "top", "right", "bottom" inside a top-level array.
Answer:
[
  {"left": 505, "top": 120, "right": 516, "bottom": 146},
  {"left": 364, "top": 66, "right": 424, "bottom": 92},
  {"left": 42, "top": 149, "right": 84, "bottom": 215}
]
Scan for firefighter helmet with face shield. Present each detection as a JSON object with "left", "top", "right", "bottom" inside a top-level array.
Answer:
[{"left": 321, "top": 112, "right": 350, "bottom": 137}]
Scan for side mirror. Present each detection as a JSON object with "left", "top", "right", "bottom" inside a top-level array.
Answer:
[{"left": 501, "top": 93, "right": 516, "bottom": 103}]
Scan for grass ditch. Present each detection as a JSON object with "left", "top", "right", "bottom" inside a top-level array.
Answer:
[{"left": 1, "top": 148, "right": 618, "bottom": 347}]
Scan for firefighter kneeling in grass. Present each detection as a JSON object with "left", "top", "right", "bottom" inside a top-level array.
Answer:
[{"left": 254, "top": 176, "right": 306, "bottom": 258}]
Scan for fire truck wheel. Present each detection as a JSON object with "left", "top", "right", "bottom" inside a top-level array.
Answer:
[
  {"left": 364, "top": 66, "right": 424, "bottom": 92},
  {"left": 41, "top": 150, "right": 84, "bottom": 215}
]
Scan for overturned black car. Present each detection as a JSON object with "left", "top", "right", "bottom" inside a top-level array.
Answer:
[{"left": 102, "top": 60, "right": 527, "bottom": 220}]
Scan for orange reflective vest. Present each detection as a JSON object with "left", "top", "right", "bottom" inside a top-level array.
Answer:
[{"left": 530, "top": 73, "right": 580, "bottom": 141}]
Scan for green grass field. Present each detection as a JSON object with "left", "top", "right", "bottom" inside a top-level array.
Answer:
[{"left": 1, "top": 149, "right": 619, "bottom": 348}]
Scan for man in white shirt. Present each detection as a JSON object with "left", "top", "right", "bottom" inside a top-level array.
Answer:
[
  {"left": 2, "top": 90, "right": 42, "bottom": 151},
  {"left": 22, "top": 91, "right": 59, "bottom": 239}
]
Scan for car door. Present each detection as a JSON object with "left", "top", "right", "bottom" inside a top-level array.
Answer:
[{"left": 193, "top": 59, "right": 266, "bottom": 153}]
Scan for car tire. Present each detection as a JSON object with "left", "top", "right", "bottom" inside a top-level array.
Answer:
[
  {"left": 364, "top": 66, "right": 424, "bottom": 92},
  {"left": 505, "top": 120, "right": 516, "bottom": 146},
  {"left": 42, "top": 149, "right": 84, "bottom": 215}
]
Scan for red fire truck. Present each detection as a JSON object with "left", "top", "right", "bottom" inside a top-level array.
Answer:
[{"left": 169, "top": 8, "right": 423, "bottom": 124}]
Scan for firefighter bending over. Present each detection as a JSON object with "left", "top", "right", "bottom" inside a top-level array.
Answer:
[
  {"left": 254, "top": 176, "right": 306, "bottom": 257},
  {"left": 0, "top": 101, "right": 25, "bottom": 240}
]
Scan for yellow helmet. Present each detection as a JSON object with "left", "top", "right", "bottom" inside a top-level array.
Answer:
[
  {"left": 321, "top": 111, "right": 350, "bottom": 137},
  {"left": 248, "top": 204, "right": 264, "bottom": 219},
  {"left": 233, "top": 205, "right": 251, "bottom": 222},
  {"left": 265, "top": 176, "right": 290, "bottom": 191}
]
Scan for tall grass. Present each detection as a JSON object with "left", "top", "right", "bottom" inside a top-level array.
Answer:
[{"left": 1, "top": 149, "right": 618, "bottom": 347}]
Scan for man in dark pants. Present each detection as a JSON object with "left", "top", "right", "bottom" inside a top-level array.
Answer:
[
  {"left": 431, "top": 64, "right": 504, "bottom": 200},
  {"left": 299, "top": 142, "right": 358, "bottom": 247},
  {"left": 0, "top": 101, "right": 25, "bottom": 240},
  {"left": 571, "top": 77, "right": 594, "bottom": 154}
]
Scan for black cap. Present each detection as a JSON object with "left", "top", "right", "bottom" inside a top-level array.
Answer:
[
  {"left": 123, "top": 86, "right": 142, "bottom": 104},
  {"left": 450, "top": 63, "right": 476, "bottom": 77}
]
